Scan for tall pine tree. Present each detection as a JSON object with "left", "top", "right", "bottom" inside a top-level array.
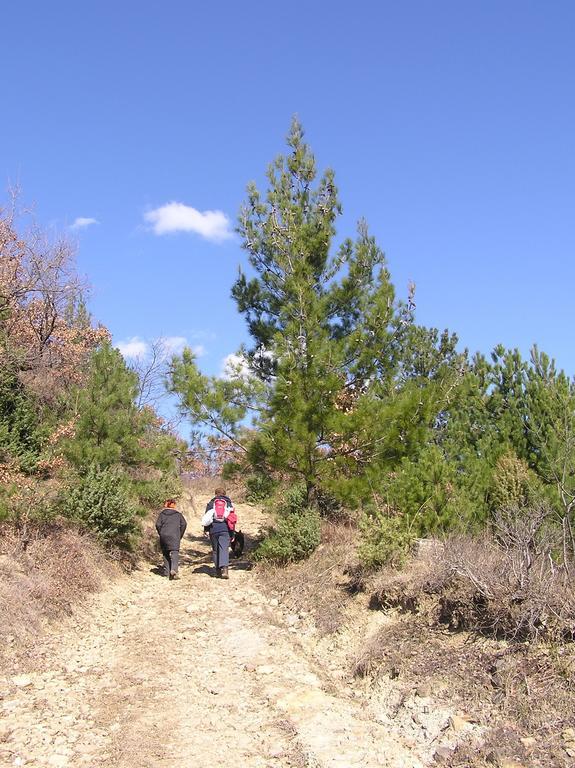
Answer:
[{"left": 171, "top": 119, "right": 413, "bottom": 502}]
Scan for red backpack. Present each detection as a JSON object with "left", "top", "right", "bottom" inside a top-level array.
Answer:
[{"left": 213, "top": 497, "right": 228, "bottom": 522}]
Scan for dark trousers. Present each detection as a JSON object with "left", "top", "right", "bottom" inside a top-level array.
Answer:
[
  {"left": 162, "top": 548, "right": 179, "bottom": 576},
  {"left": 210, "top": 529, "right": 230, "bottom": 569}
]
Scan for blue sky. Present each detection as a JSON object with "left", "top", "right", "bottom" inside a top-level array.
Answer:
[{"left": 2, "top": 2, "right": 574, "bottom": 411}]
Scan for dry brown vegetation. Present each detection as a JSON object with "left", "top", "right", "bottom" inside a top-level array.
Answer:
[
  {"left": 0, "top": 522, "right": 112, "bottom": 657},
  {"left": 368, "top": 516, "right": 575, "bottom": 644},
  {"left": 353, "top": 611, "right": 575, "bottom": 766},
  {"left": 352, "top": 527, "right": 575, "bottom": 767},
  {"left": 255, "top": 510, "right": 575, "bottom": 766},
  {"left": 256, "top": 521, "right": 359, "bottom": 635}
]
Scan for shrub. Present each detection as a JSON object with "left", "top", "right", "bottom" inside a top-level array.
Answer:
[
  {"left": 253, "top": 506, "right": 321, "bottom": 563},
  {"left": 131, "top": 471, "right": 181, "bottom": 508},
  {"left": 62, "top": 465, "right": 141, "bottom": 548},
  {"left": 489, "top": 451, "right": 541, "bottom": 511},
  {"left": 358, "top": 505, "right": 416, "bottom": 568},
  {"left": 0, "top": 367, "right": 46, "bottom": 473},
  {"left": 377, "top": 445, "right": 486, "bottom": 537},
  {"left": 253, "top": 484, "right": 320, "bottom": 563},
  {"left": 245, "top": 472, "right": 276, "bottom": 502},
  {"left": 368, "top": 504, "right": 575, "bottom": 642},
  {"left": 0, "top": 478, "right": 60, "bottom": 532}
]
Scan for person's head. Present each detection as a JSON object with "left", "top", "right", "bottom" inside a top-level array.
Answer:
[
  {"left": 214, "top": 486, "right": 226, "bottom": 497},
  {"left": 165, "top": 498, "right": 177, "bottom": 508}
]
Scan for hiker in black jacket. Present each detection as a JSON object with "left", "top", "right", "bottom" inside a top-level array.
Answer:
[{"left": 155, "top": 499, "right": 187, "bottom": 580}]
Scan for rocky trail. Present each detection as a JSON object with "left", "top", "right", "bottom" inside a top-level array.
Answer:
[{"left": 0, "top": 493, "right": 426, "bottom": 768}]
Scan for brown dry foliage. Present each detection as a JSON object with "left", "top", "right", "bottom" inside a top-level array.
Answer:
[
  {"left": 0, "top": 523, "right": 112, "bottom": 654},
  {"left": 257, "top": 521, "right": 359, "bottom": 635},
  {"left": 369, "top": 509, "right": 575, "bottom": 643},
  {"left": 353, "top": 613, "right": 575, "bottom": 767},
  {"left": 359, "top": 517, "right": 575, "bottom": 767},
  {"left": 1, "top": 198, "right": 110, "bottom": 405}
]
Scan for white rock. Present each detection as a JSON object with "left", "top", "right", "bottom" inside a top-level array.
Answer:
[
  {"left": 256, "top": 665, "right": 275, "bottom": 675},
  {"left": 47, "top": 755, "right": 70, "bottom": 767}
]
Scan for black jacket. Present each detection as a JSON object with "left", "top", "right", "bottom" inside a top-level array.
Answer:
[{"left": 155, "top": 508, "right": 187, "bottom": 551}]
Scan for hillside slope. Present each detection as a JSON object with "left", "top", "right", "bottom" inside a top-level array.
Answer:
[{"left": 0, "top": 492, "right": 421, "bottom": 768}]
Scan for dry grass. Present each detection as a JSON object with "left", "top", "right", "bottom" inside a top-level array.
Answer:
[
  {"left": 353, "top": 613, "right": 575, "bottom": 766},
  {"left": 368, "top": 527, "right": 575, "bottom": 643},
  {"left": 0, "top": 522, "right": 112, "bottom": 656},
  {"left": 357, "top": 527, "right": 575, "bottom": 767},
  {"left": 257, "top": 521, "right": 359, "bottom": 635},
  {"left": 180, "top": 475, "right": 246, "bottom": 516}
]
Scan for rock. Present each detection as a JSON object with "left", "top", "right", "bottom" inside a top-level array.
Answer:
[
  {"left": 269, "top": 598, "right": 279, "bottom": 607},
  {"left": 47, "top": 755, "right": 70, "bottom": 767},
  {"left": 415, "top": 684, "right": 431, "bottom": 697},
  {"left": 295, "top": 671, "right": 320, "bottom": 687},
  {"left": 255, "top": 665, "right": 275, "bottom": 675},
  {"left": 185, "top": 604, "right": 197, "bottom": 613},
  {"left": 449, "top": 714, "right": 470, "bottom": 732},
  {"left": 276, "top": 688, "right": 325, "bottom": 714},
  {"left": 11, "top": 675, "right": 33, "bottom": 688},
  {"left": 562, "top": 727, "right": 575, "bottom": 742},
  {"left": 433, "top": 746, "right": 453, "bottom": 763},
  {"left": 519, "top": 736, "right": 536, "bottom": 749},
  {"left": 411, "top": 713, "right": 424, "bottom": 727}
]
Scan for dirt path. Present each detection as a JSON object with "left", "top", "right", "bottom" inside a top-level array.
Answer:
[{"left": 0, "top": 493, "right": 423, "bottom": 768}]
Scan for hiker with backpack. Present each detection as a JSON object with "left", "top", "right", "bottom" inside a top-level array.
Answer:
[
  {"left": 201, "top": 487, "right": 236, "bottom": 579},
  {"left": 155, "top": 498, "right": 187, "bottom": 580}
]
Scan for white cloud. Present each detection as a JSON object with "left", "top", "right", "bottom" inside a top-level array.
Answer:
[
  {"left": 116, "top": 336, "right": 149, "bottom": 359},
  {"left": 162, "top": 336, "right": 188, "bottom": 355},
  {"left": 161, "top": 336, "right": 206, "bottom": 357},
  {"left": 70, "top": 217, "right": 98, "bottom": 230},
  {"left": 221, "top": 352, "right": 251, "bottom": 380},
  {"left": 144, "top": 202, "right": 233, "bottom": 242}
]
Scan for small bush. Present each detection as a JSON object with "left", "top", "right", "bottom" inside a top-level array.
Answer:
[
  {"left": 489, "top": 451, "right": 541, "bottom": 511},
  {"left": 253, "top": 484, "right": 320, "bottom": 563},
  {"left": 358, "top": 505, "right": 417, "bottom": 568},
  {"left": 132, "top": 472, "right": 181, "bottom": 508},
  {"left": 62, "top": 465, "right": 141, "bottom": 548},
  {"left": 0, "top": 478, "right": 61, "bottom": 532},
  {"left": 253, "top": 506, "right": 321, "bottom": 563},
  {"left": 245, "top": 472, "right": 276, "bottom": 502}
]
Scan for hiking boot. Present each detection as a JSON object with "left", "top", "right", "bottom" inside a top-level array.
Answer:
[
  {"left": 220, "top": 567, "right": 229, "bottom": 579},
  {"left": 216, "top": 567, "right": 222, "bottom": 578},
  {"left": 170, "top": 571, "right": 180, "bottom": 580}
]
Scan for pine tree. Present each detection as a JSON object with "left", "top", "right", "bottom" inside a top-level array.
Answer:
[
  {"left": 205, "top": 119, "right": 411, "bottom": 500},
  {"left": 65, "top": 341, "right": 143, "bottom": 471}
]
